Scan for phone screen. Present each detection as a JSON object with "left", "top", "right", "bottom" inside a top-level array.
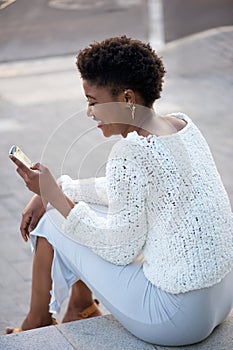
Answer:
[{"left": 9, "top": 145, "right": 34, "bottom": 168}]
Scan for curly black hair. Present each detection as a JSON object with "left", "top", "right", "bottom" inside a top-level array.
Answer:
[{"left": 76, "top": 36, "right": 166, "bottom": 107}]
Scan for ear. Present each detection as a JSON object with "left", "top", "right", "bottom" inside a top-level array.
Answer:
[{"left": 124, "top": 89, "right": 136, "bottom": 104}]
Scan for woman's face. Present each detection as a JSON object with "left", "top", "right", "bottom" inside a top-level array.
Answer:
[{"left": 83, "top": 79, "right": 133, "bottom": 137}]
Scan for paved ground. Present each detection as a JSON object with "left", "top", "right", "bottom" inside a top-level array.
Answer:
[
  {"left": 163, "top": 0, "right": 233, "bottom": 42},
  {"left": 1, "top": 0, "right": 233, "bottom": 62},
  {"left": 0, "top": 0, "right": 233, "bottom": 343},
  {"left": 0, "top": 0, "right": 148, "bottom": 62}
]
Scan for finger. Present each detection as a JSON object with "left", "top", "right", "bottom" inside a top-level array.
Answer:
[
  {"left": 28, "top": 217, "right": 39, "bottom": 233},
  {"left": 9, "top": 155, "right": 31, "bottom": 175},
  {"left": 17, "top": 166, "right": 39, "bottom": 185},
  {"left": 20, "top": 218, "right": 30, "bottom": 242},
  {"left": 20, "top": 221, "right": 30, "bottom": 242},
  {"left": 16, "top": 167, "right": 28, "bottom": 181},
  {"left": 31, "top": 162, "right": 43, "bottom": 172},
  {"left": 20, "top": 213, "right": 32, "bottom": 242}
]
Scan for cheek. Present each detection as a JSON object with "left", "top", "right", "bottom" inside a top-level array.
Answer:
[
  {"left": 100, "top": 124, "right": 115, "bottom": 137},
  {"left": 106, "top": 123, "right": 125, "bottom": 136}
]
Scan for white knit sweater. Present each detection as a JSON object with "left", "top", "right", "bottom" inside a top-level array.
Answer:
[{"left": 58, "top": 113, "right": 233, "bottom": 294}]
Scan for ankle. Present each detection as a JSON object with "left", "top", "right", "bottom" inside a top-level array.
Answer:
[
  {"left": 68, "top": 293, "right": 95, "bottom": 312},
  {"left": 62, "top": 299, "right": 101, "bottom": 323},
  {"left": 67, "top": 300, "right": 92, "bottom": 313}
]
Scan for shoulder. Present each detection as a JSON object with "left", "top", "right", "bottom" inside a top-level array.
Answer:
[
  {"left": 109, "top": 132, "right": 148, "bottom": 160},
  {"left": 163, "top": 115, "right": 187, "bottom": 132}
]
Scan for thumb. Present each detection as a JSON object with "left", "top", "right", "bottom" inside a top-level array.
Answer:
[{"left": 30, "top": 162, "right": 43, "bottom": 172}]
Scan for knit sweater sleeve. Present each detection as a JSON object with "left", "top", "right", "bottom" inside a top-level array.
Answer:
[
  {"left": 57, "top": 175, "right": 108, "bottom": 206},
  {"left": 62, "top": 139, "right": 148, "bottom": 265}
]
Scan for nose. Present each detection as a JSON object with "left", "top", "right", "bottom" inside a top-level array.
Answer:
[{"left": 87, "top": 105, "right": 94, "bottom": 118}]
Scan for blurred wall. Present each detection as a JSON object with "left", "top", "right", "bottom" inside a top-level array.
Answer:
[{"left": 163, "top": 0, "right": 233, "bottom": 42}]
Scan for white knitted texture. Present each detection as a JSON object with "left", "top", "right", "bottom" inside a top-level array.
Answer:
[
  {"left": 57, "top": 175, "right": 108, "bottom": 206},
  {"left": 61, "top": 113, "right": 233, "bottom": 294}
]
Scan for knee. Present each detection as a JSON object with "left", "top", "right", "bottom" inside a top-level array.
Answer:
[{"left": 36, "top": 236, "right": 53, "bottom": 254}]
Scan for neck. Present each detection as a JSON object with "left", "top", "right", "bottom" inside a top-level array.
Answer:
[{"left": 122, "top": 107, "right": 156, "bottom": 138}]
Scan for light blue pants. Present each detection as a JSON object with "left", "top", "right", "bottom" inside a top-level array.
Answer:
[{"left": 31, "top": 207, "right": 233, "bottom": 346}]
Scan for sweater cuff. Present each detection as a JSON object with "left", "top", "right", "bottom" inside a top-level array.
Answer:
[
  {"left": 62, "top": 201, "right": 89, "bottom": 239},
  {"left": 57, "top": 174, "right": 72, "bottom": 187},
  {"left": 57, "top": 175, "right": 78, "bottom": 202}
]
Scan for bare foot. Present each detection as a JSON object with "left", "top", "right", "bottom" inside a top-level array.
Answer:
[
  {"left": 5, "top": 327, "right": 22, "bottom": 335},
  {"left": 5, "top": 314, "right": 56, "bottom": 335},
  {"left": 62, "top": 299, "right": 102, "bottom": 323}
]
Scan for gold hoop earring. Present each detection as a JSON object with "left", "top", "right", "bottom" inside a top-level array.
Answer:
[{"left": 129, "top": 103, "right": 136, "bottom": 120}]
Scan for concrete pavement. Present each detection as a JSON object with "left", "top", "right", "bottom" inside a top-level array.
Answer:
[
  {"left": 0, "top": 0, "right": 148, "bottom": 62},
  {"left": 0, "top": 25, "right": 233, "bottom": 349},
  {"left": 162, "top": 0, "right": 233, "bottom": 42}
]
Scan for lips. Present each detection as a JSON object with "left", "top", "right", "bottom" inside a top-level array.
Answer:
[
  {"left": 96, "top": 120, "right": 104, "bottom": 128},
  {"left": 90, "top": 116, "right": 104, "bottom": 128}
]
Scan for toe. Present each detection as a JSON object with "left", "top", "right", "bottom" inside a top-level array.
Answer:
[{"left": 5, "top": 327, "right": 13, "bottom": 335}]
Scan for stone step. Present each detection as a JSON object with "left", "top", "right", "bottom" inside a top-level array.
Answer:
[{"left": 0, "top": 312, "right": 232, "bottom": 350}]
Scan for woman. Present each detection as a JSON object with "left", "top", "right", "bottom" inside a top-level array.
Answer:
[{"left": 7, "top": 36, "right": 233, "bottom": 346}]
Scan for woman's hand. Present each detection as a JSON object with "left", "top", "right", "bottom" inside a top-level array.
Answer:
[
  {"left": 20, "top": 195, "right": 46, "bottom": 242},
  {"left": 9, "top": 155, "right": 59, "bottom": 200},
  {"left": 10, "top": 155, "right": 75, "bottom": 218}
]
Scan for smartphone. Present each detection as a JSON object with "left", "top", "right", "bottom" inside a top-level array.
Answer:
[{"left": 9, "top": 145, "right": 34, "bottom": 168}]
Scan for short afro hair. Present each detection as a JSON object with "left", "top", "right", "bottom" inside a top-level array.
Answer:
[{"left": 76, "top": 36, "right": 166, "bottom": 107}]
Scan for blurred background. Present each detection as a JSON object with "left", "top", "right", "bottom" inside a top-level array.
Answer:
[
  {"left": 0, "top": 0, "right": 233, "bottom": 61},
  {"left": 0, "top": 0, "right": 233, "bottom": 334}
]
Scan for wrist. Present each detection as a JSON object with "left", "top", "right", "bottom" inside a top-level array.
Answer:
[
  {"left": 45, "top": 186, "right": 74, "bottom": 217},
  {"left": 42, "top": 184, "right": 61, "bottom": 205}
]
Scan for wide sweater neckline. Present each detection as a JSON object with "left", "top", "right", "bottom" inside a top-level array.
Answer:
[{"left": 126, "top": 112, "right": 191, "bottom": 142}]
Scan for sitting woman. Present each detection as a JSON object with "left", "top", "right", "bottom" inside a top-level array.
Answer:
[{"left": 7, "top": 36, "right": 233, "bottom": 346}]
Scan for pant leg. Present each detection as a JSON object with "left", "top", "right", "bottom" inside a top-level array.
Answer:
[
  {"left": 30, "top": 207, "right": 233, "bottom": 345},
  {"left": 30, "top": 207, "right": 184, "bottom": 342}
]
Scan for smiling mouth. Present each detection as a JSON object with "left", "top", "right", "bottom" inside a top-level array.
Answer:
[{"left": 97, "top": 122, "right": 104, "bottom": 128}]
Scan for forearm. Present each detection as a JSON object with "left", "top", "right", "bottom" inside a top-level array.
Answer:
[{"left": 44, "top": 186, "right": 75, "bottom": 217}]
